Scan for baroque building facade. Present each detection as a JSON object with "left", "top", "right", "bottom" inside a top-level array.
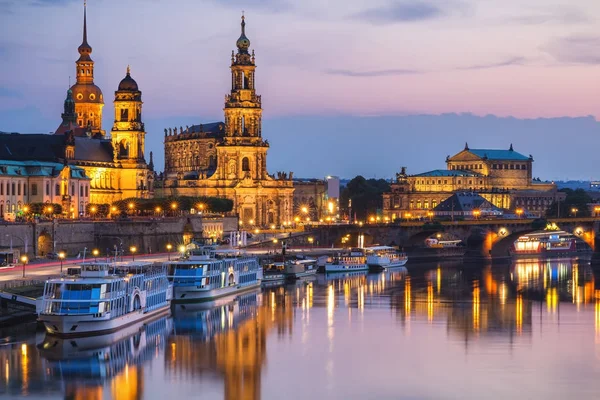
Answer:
[
  {"left": 52, "top": 3, "right": 153, "bottom": 205},
  {"left": 383, "top": 144, "right": 563, "bottom": 220},
  {"left": 158, "top": 16, "right": 293, "bottom": 227}
]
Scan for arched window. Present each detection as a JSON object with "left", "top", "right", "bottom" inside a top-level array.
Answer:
[{"left": 242, "top": 157, "right": 250, "bottom": 172}]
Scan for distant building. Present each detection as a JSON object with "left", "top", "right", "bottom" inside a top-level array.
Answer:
[
  {"left": 292, "top": 179, "right": 326, "bottom": 221},
  {"left": 383, "top": 144, "right": 563, "bottom": 220},
  {"left": 433, "top": 192, "right": 503, "bottom": 219},
  {"left": 590, "top": 181, "right": 600, "bottom": 191}
]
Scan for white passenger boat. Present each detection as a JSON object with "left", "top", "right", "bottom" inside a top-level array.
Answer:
[
  {"left": 263, "top": 259, "right": 318, "bottom": 281},
  {"left": 38, "top": 262, "right": 172, "bottom": 337},
  {"left": 165, "top": 245, "right": 261, "bottom": 302},
  {"left": 365, "top": 246, "right": 408, "bottom": 270},
  {"left": 324, "top": 249, "right": 369, "bottom": 273}
]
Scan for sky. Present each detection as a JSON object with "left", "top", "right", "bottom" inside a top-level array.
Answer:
[{"left": 0, "top": 0, "right": 599, "bottom": 180}]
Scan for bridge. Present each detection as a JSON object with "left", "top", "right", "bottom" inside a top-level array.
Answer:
[{"left": 305, "top": 218, "right": 600, "bottom": 259}]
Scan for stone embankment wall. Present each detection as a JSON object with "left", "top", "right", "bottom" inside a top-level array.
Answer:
[{"left": 0, "top": 215, "right": 238, "bottom": 258}]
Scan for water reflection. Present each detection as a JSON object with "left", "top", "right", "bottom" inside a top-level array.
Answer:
[{"left": 2, "top": 258, "right": 600, "bottom": 399}]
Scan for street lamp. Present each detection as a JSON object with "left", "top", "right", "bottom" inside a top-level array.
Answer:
[
  {"left": 92, "top": 248, "right": 99, "bottom": 261},
  {"left": 155, "top": 206, "right": 162, "bottom": 214},
  {"left": 20, "top": 255, "right": 28, "bottom": 278},
  {"left": 595, "top": 206, "right": 600, "bottom": 217},
  {"left": 178, "top": 245, "right": 185, "bottom": 258},
  {"left": 171, "top": 202, "right": 178, "bottom": 216},
  {"left": 308, "top": 237, "right": 314, "bottom": 248},
  {"left": 90, "top": 205, "right": 97, "bottom": 219},
  {"left": 128, "top": 202, "right": 135, "bottom": 215},
  {"left": 166, "top": 243, "right": 172, "bottom": 260},
  {"left": 58, "top": 251, "right": 65, "bottom": 273},
  {"left": 130, "top": 246, "right": 137, "bottom": 261},
  {"left": 427, "top": 211, "right": 434, "bottom": 221},
  {"left": 571, "top": 207, "right": 578, "bottom": 218},
  {"left": 516, "top": 208, "right": 524, "bottom": 218},
  {"left": 473, "top": 209, "right": 481, "bottom": 220}
]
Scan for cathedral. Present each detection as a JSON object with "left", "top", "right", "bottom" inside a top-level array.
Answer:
[
  {"left": 157, "top": 16, "right": 294, "bottom": 227},
  {"left": 53, "top": 2, "right": 153, "bottom": 205}
]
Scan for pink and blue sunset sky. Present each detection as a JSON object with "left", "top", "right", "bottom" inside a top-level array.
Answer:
[{"left": 0, "top": 0, "right": 599, "bottom": 179}]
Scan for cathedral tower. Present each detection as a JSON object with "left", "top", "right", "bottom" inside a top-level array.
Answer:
[
  {"left": 111, "top": 66, "right": 145, "bottom": 161},
  {"left": 111, "top": 66, "right": 152, "bottom": 198},
  {"left": 70, "top": 1, "right": 105, "bottom": 136},
  {"left": 223, "top": 15, "right": 263, "bottom": 143},
  {"left": 216, "top": 15, "right": 269, "bottom": 182}
]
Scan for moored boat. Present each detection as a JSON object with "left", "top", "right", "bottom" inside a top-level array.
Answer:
[
  {"left": 365, "top": 246, "right": 408, "bottom": 270},
  {"left": 38, "top": 262, "right": 172, "bottom": 337},
  {"left": 510, "top": 230, "right": 591, "bottom": 259},
  {"left": 324, "top": 248, "right": 369, "bottom": 273},
  {"left": 165, "top": 245, "right": 261, "bottom": 302},
  {"left": 263, "top": 259, "right": 318, "bottom": 281}
]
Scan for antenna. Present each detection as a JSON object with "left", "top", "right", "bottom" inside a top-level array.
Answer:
[{"left": 68, "top": 76, "right": 71, "bottom": 87}]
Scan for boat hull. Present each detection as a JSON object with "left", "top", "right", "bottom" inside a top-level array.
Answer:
[
  {"left": 39, "top": 305, "right": 171, "bottom": 338},
  {"left": 324, "top": 264, "right": 369, "bottom": 273},
  {"left": 367, "top": 258, "right": 408, "bottom": 270},
  {"left": 173, "top": 281, "right": 261, "bottom": 303},
  {"left": 285, "top": 269, "right": 318, "bottom": 280}
]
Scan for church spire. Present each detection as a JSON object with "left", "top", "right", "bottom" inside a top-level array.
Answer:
[
  {"left": 78, "top": 0, "right": 92, "bottom": 61},
  {"left": 61, "top": 89, "right": 77, "bottom": 125},
  {"left": 236, "top": 13, "right": 250, "bottom": 55}
]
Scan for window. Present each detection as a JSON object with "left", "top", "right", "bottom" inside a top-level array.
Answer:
[
  {"left": 241, "top": 157, "right": 250, "bottom": 172},
  {"left": 444, "top": 180, "right": 448, "bottom": 184},
  {"left": 46, "top": 183, "right": 50, "bottom": 196},
  {"left": 17, "top": 183, "right": 20, "bottom": 196},
  {"left": 85, "top": 186, "right": 88, "bottom": 197},
  {"left": 458, "top": 180, "right": 462, "bottom": 185},
  {"left": 71, "top": 184, "right": 75, "bottom": 196},
  {"left": 32, "top": 184, "right": 37, "bottom": 196},
  {"left": 11, "top": 183, "right": 15, "bottom": 196},
  {"left": 80, "top": 186, "right": 83, "bottom": 197},
  {"left": 438, "top": 180, "right": 441, "bottom": 185},
  {"left": 0, "top": 182, "right": 3, "bottom": 195},
  {"left": 55, "top": 184, "right": 60, "bottom": 196}
]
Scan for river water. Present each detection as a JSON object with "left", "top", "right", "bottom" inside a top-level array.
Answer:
[{"left": 2, "top": 258, "right": 600, "bottom": 400}]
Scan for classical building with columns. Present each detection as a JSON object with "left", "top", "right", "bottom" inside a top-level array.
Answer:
[
  {"left": 383, "top": 144, "right": 564, "bottom": 220},
  {"left": 157, "top": 16, "right": 294, "bottom": 227}
]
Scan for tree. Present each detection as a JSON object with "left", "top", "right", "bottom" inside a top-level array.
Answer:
[
  {"left": 340, "top": 176, "right": 391, "bottom": 221},
  {"left": 545, "top": 189, "right": 591, "bottom": 218}
]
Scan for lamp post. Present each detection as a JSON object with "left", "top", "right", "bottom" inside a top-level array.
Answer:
[
  {"left": 92, "top": 249, "right": 99, "bottom": 262},
  {"left": 20, "top": 255, "right": 28, "bottom": 279},
  {"left": 571, "top": 207, "right": 578, "bottom": 218},
  {"left": 308, "top": 236, "right": 314, "bottom": 249},
  {"left": 166, "top": 243, "right": 172, "bottom": 261},
  {"left": 178, "top": 245, "right": 185, "bottom": 258},
  {"left": 473, "top": 209, "right": 481, "bottom": 220},
  {"left": 171, "top": 202, "right": 178, "bottom": 216},
  {"left": 516, "top": 208, "right": 524, "bottom": 219},
  {"left": 427, "top": 211, "right": 434, "bottom": 222},
  {"left": 130, "top": 246, "right": 137, "bottom": 261},
  {"left": 595, "top": 206, "right": 600, "bottom": 218},
  {"left": 58, "top": 251, "right": 65, "bottom": 273}
]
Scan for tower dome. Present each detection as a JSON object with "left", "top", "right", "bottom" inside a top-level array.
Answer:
[
  {"left": 118, "top": 66, "right": 139, "bottom": 91},
  {"left": 236, "top": 15, "right": 250, "bottom": 53}
]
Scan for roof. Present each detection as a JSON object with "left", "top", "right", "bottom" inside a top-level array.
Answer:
[
  {"left": 188, "top": 122, "right": 225, "bottom": 135},
  {"left": 0, "top": 160, "right": 88, "bottom": 179},
  {"left": 434, "top": 192, "right": 502, "bottom": 213},
  {"left": 466, "top": 149, "right": 530, "bottom": 161},
  {"left": 411, "top": 169, "right": 481, "bottom": 177},
  {"left": 73, "top": 137, "right": 114, "bottom": 163},
  {"left": 0, "top": 133, "right": 65, "bottom": 162}
]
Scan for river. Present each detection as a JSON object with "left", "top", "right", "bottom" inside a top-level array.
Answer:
[{"left": 1, "top": 257, "right": 600, "bottom": 399}]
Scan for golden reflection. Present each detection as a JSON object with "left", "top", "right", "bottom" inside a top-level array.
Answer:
[
  {"left": 404, "top": 276, "right": 412, "bottom": 320},
  {"left": 547, "top": 288, "right": 558, "bottom": 313},
  {"left": 473, "top": 280, "right": 480, "bottom": 332},
  {"left": 111, "top": 364, "right": 141, "bottom": 400},
  {"left": 344, "top": 281, "right": 350, "bottom": 307},
  {"left": 516, "top": 294, "right": 523, "bottom": 335},
  {"left": 595, "top": 293, "right": 600, "bottom": 338},
  {"left": 436, "top": 266, "right": 441, "bottom": 294},
  {"left": 499, "top": 283, "right": 507, "bottom": 306},
  {"left": 358, "top": 284, "right": 365, "bottom": 312},
  {"left": 20, "top": 344, "right": 28, "bottom": 396},
  {"left": 427, "top": 281, "right": 434, "bottom": 323},
  {"left": 572, "top": 263, "right": 578, "bottom": 305}
]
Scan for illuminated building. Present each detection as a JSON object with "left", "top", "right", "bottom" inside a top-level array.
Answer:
[
  {"left": 157, "top": 16, "right": 293, "bottom": 227},
  {"left": 0, "top": 2, "right": 153, "bottom": 214},
  {"left": 383, "top": 144, "right": 563, "bottom": 220}
]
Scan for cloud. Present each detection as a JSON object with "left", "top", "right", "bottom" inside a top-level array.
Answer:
[
  {"left": 457, "top": 56, "right": 526, "bottom": 71},
  {"left": 205, "top": 0, "right": 292, "bottom": 13},
  {"left": 0, "top": 87, "right": 21, "bottom": 98},
  {"left": 506, "top": 7, "right": 590, "bottom": 25},
  {"left": 543, "top": 36, "right": 600, "bottom": 65},
  {"left": 352, "top": 1, "right": 447, "bottom": 24},
  {"left": 325, "top": 68, "right": 425, "bottom": 77}
]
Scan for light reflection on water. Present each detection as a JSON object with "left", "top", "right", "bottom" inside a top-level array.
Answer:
[{"left": 2, "top": 258, "right": 600, "bottom": 399}]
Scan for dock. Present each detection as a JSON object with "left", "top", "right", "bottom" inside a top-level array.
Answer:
[{"left": 0, "top": 280, "right": 47, "bottom": 327}]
